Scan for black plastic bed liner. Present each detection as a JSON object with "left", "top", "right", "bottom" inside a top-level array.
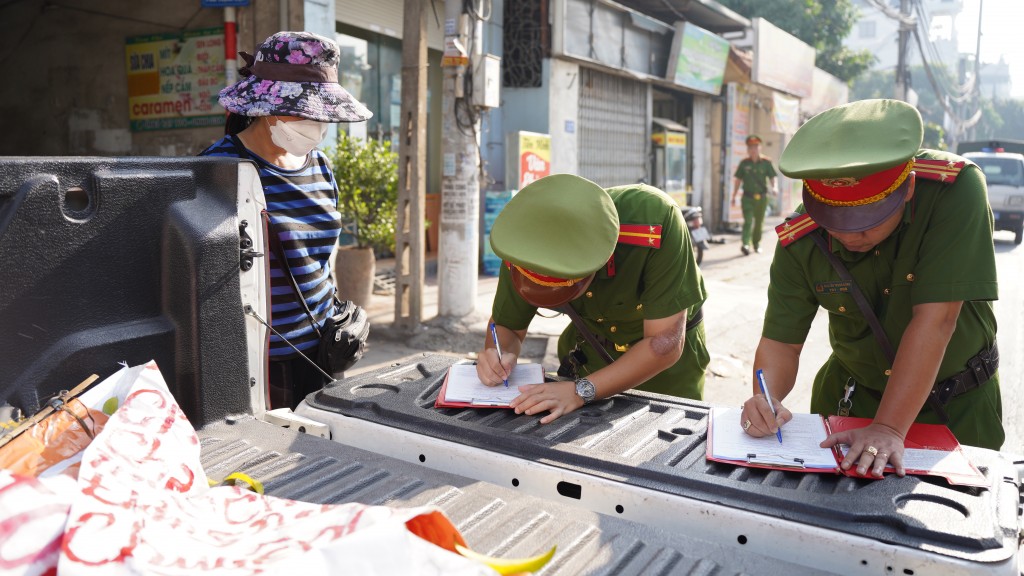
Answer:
[
  {"left": 197, "top": 416, "right": 827, "bottom": 576},
  {"left": 303, "top": 354, "right": 1021, "bottom": 568}
]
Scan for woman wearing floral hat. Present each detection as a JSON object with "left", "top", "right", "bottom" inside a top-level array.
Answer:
[{"left": 200, "top": 31, "right": 372, "bottom": 409}]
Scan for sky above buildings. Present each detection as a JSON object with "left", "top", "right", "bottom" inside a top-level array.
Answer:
[{"left": 957, "top": 0, "right": 1024, "bottom": 97}]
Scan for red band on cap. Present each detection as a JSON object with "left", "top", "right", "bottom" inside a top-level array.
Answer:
[
  {"left": 512, "top": 265, "right": 582, "bottom": 287},
  {"left": 805, "top": 161, "right": 914, "bottom": 207}
]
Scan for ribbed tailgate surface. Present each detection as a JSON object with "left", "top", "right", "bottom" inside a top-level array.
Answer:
[
  {"left": 198, "top": 417, "right": 825, "bottom": 575},
  {"left": 306, "top": 354, "right": 1021, "bottom": 564}
]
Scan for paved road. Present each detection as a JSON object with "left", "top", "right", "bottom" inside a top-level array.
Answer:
[{"left": 992, "top": 231, "right": 1023, "bottom": 453}]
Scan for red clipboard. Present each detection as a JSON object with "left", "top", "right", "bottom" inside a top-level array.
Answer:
[
  {"left": 706, "top": 408, "right": 988, "bottom": 487},
  {"left": 823, "top": 416, "right": 987, "bottom": 486},
  {"left": 433, "top": 363, "right": 543, "bottom": 409},
  {"left": 433, "top": 369, "right": 513, "bottom": 409}
]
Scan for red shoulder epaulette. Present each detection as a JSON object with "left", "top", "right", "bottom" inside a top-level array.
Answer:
[
  {"left": 776, "top": 213, "right": 819, "bottom": 247},
  {"left": 913, "top": 159, "right": 964, "bottom": 183},
  {"left": 618, "top": 224, "right": 662, "bottom": 248}
]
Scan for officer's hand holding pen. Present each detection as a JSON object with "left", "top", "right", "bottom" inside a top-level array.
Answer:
[
  {"left": 476, "top": 322, "right": 517, "bottom": 388},
  {"left": 739, "top": 382, "right": 792, "bottom": 439}
]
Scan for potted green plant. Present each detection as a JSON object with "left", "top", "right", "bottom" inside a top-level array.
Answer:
[{"left": 326, "top": 133, "right": 398, "bottom": 308}]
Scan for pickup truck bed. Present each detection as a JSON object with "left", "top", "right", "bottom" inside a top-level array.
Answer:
[
  {"left": 199, "top": 415, "right": 824, "bottom": 575},
  {"left": 296, "top": 354, "right": 1022, "bottom": 575},
  {"left": 2, "top": 157, "right": 1021, "bottom": 575}
]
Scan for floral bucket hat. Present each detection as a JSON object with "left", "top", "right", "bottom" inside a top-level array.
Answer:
[{"left": 219, "top": 31, "right": 372, "bottom": 123}]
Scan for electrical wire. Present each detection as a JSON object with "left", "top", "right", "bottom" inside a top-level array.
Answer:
[
  {"left": 464, "top": 0, "right": 491, "bottom": 22},
  {"left": 454, "top": 0, "right": 492, "bottom": 181},
  {"left": 911, "top": 0, "right": 974, "bottom": 100},
  {"left": 911, "top": 26, "right": 981, "bottom": 131},
  {"left": 864, "top": 0, "right": 917, "bottom": 26}
]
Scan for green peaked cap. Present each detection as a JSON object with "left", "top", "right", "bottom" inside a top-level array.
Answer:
[
  {"left": 780, "top": 99, "right": 923, "bottom": 180},
  {"left": 490, "top": 174, "right": 619, "bottom": 279}
]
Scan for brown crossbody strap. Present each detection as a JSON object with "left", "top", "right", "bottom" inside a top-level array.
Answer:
[
  {"left": 808, "top": 233, "right": 896, "bottom": 362},
  {"left": 557, "top": 305, "right": 616, "bottom": 365},
  {"left": 808, "top": 231, "right": 952, "bottom": 421}
]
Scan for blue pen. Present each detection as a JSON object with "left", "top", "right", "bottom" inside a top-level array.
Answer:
[
  {"left": 756, "top": 369, "right": 783, "bottom": 444},
  {"left": 490, "top": 322, "right": 508, "bottom": 387}
]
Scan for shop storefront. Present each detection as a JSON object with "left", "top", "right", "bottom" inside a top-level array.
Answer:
[{"left": 334, "top": 0, "right": 446, "bottom": 195}]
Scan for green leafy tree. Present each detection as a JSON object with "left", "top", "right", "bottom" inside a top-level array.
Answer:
[
  {"left": 923, "top": 122, "right": 946, "bottom": 150},
  {"left": 853, "top": 67, "right": 1024, "bottom": 147},
  {"left": 326, "top": 133, "right": 398, "bottom": 253},
  {"left": 718, "top": 0, "right": 874, "bottom": 82},
  {"left": 851, "top": 66, "right": 946, "bottom": 127},
  {"left": 975, "top": 98, "right": 1024, "bottom": 141}
]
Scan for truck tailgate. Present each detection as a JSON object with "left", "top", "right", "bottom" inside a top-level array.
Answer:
[
  {"left": 198, "top": 415, "right": 829, "bottom": 575},
  {"left": 298, "top": 354, "right": 1022, "bottom": 575}
]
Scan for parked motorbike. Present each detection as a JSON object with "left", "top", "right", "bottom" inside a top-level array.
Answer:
[{"left": 681, "top": 205, "right": 711, "bottom": 265}]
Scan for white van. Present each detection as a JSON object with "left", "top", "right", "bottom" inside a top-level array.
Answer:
[{"left": 963, "top": 151, "right": 1024, "bottom": 244}]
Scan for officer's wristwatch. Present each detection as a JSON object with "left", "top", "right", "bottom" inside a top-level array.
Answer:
[{"left": 574, "top": 378, "right": 596, "bottom": 405}]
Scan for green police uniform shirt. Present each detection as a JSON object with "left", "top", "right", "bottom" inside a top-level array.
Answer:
[
  {"left": 763, "top": 150, "right": 1003, "bottom": 449},
  {"left": 492, "top": 184, "right": 710, "bottom": 399},
  {"left": 735, "top": 157, "right": 777, "bottom": 197}
]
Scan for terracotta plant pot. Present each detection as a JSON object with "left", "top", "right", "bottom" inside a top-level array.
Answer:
[{"left": 333, "top": 246, "right": 375, "bottom": 309}]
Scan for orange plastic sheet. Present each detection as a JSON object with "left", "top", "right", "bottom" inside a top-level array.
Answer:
[{"left": 0, "top": 399, "right": 108, "bottom": 477}]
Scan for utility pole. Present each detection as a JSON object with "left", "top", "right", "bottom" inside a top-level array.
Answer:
[
  {"left": 393, "top": 0, "right": 428, "bottom": 331},
  {"left": 968, "top": 0, "right": 984, "bottom": 141},
  {"left": 894, "top": 0, "right": 911, "bottom": 102},
  {"left": 438, "top": 0, "right": 480, "bottom": 318}
]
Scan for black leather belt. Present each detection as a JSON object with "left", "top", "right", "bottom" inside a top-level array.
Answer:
[
  {"left": 928, "top": 343, "right": 998, "bottom": 421},
  {"left": 685, "top": 307, "right": 704, "bottom": 332}
]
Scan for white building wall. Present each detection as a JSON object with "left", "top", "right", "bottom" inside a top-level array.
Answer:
[
  {"left": 845, "top": 0, "right": 963, "bottom": 72},
  {"left": 692, "top": 95, "right": 712, "bottom": 210},
  {"left": 548, "top": 59, "right": 580, "bottom": 176}
]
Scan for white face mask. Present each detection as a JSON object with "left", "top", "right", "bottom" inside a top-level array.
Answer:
[{"left": 269, "top": 119, "right": 328, "bottom": 156}]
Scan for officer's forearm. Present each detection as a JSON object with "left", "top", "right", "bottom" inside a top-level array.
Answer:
[
  {"left": 587, "top": 337, "right": 681, "bottom": 398},
  {"left": 752, "top": 337, "right": 801, "bottom": 399},
  {"left": 874, "top": 301, "right": 961, "bottom": 437},
  {"left": 586, "top": 314, "right": 686, "bottom": 398}
]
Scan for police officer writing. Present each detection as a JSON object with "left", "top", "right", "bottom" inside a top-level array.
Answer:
[
  {"left": 741, "top": 99, "right": 1003, "bottom": 479},
  {"left": 731, "top": 135, "right": 778, "bottom": 255},
  {"left": 476, "top": 174, "right": 710, "bottom": 424}
]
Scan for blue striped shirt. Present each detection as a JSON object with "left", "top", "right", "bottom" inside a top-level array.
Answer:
[{"left": 201, "top": 135, "right": 341, "bottom": 358}]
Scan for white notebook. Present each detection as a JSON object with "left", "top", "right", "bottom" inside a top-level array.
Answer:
[{"left": 436, "top": 363, "right": 544, "bottom": 407}]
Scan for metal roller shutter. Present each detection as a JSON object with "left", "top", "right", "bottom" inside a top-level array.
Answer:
[
  {"left": 335, "top": 0, "right": 443, "bottom": 49},
  {"left": 578, "top": 67, "right": 649, "bottom": 187}
]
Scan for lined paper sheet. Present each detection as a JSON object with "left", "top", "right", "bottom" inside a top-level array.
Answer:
[
  {"left": 709, "top": 407, "right": 837, "bottom": 469},
  {"left": 442, "top": 364, "right": 544, "bottom": 406}
]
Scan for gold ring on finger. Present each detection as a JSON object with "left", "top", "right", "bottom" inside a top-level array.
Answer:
[
  {"left": 742, "top": 419, "right": 752, "bottom": 431},
  {"left": 865, "top": 446, "right": 878, "bottom": 456}
]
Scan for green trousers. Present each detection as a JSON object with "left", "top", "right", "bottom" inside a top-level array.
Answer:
[{"left": 740, "top": 195, "right": 769, "bottom": 249}]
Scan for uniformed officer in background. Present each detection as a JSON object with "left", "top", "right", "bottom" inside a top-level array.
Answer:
[
  {"left": 731, "top": 135, "right": 778, "bottom": 255},
  {"left": 476, "top": 174, "right": 709, "bottom": 424},
  {"left": 741, "top": 99, "right": 1003, "bottom": 478}
]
